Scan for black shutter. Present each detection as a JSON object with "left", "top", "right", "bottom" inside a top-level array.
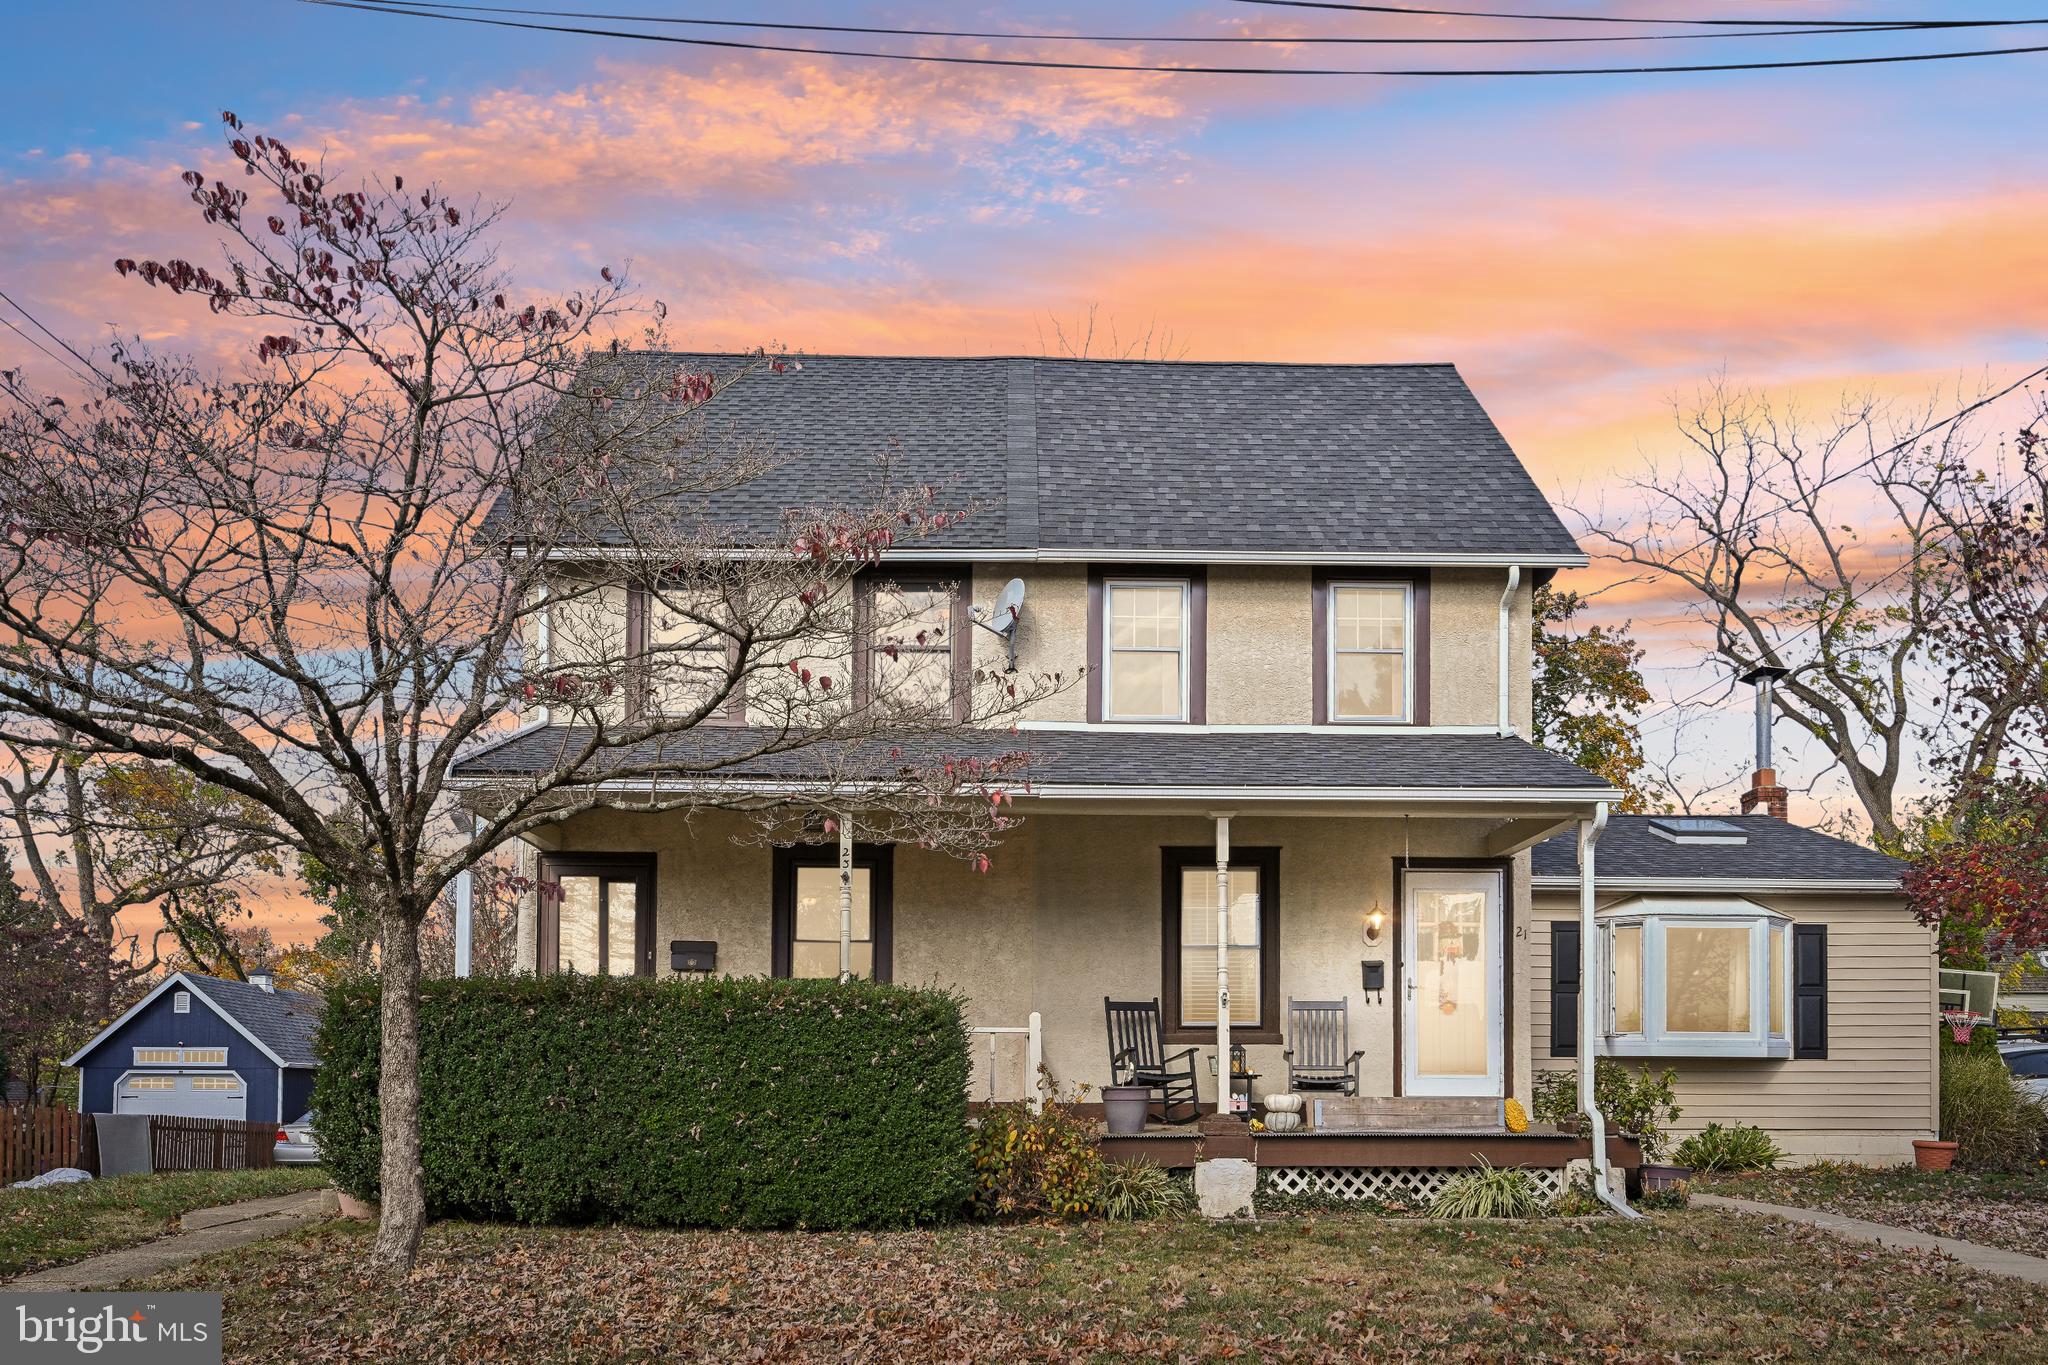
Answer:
[
  {"left": 1793, "top": 924, "right": 1828, "bottom": 1060},
  {"left": 1550, "top": 922, "right": 1581, "bottom": 1058}
]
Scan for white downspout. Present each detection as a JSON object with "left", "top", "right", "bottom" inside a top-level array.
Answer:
[
  {"left": 1578, "top": 801, "right": 1639, "bottom": 1218},
  {"left": 1212, "top": 811, "right": 1234, "bottom": 1115},
  {"left": 1497, "top": 566, "right": 1521, "bottom": 737}
]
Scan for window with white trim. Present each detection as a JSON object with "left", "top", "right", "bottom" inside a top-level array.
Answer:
[
  {"left": 190, "top": 1076, "right": 241, "bottom": 1092},
  {"left": 641, "top": 582, "right": 740, "bottom": 721},
  {"left": 173, "top": 991, "right": 191, "bottom": 1014},
  {"left": 125, "top": 1076, "right": 177, "bottom": 1091},
  {"left": 1600, "top": 898, "right": 1793, "bottom": 1059},
  {"left": 133, "top": 1047, "right": 227, "bottom": 1066},
  {"left": 1104, "top": 580, "right": 1189, "bottom": 722},
  {"left": 1327, "top": 582, "right": 1412, "bottom": 722}
]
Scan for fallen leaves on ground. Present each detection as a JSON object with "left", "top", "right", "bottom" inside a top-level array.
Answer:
[
  {"left": 136, "top": 1207, "right": 2046, "bottom": 1363},
  {"left": 1703, "top": 1164, "right": 2048, "bottom": 1258}
]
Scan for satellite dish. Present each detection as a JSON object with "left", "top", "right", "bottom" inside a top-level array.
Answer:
[{"left": 971, "top": 577, "right": 1026, "bottom": 672}]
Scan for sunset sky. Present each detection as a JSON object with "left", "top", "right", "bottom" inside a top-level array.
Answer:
[{"left": 5, "top": 1, "right": 2046, "bottom": 940}]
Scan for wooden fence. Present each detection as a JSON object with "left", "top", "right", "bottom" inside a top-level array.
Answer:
[
  {"left": 0, "top": 1104, "right": 98, "bottom": 1182},
  {"left": 149, "top": 1116, "right": 278, "bottom": 1172}
]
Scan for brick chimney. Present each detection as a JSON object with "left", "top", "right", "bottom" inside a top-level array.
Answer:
[
  {"left": 1739, "top": 665, "right": 1791, "bottom": 820},
  {"left": 1740, "top": 767, "right": 1790, "bottom": 820}
]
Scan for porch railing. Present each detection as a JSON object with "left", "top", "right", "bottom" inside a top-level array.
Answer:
[{"left": 968, "top": 1012, "right": 1043, "bottom": 1113}]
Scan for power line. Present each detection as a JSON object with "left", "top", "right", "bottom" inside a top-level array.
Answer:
[
  {"left": 307, "top": 1, "right": 2048, "bottom": 77},
  {"left": 1228, "top": 0, "right": 1953, "bottom": 26},
  {"left": 365, "top": 0, "right": 2048, "bottom": 47}
]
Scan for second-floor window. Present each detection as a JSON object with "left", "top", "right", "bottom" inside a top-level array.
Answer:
[
  {"left": 1327, "top": 582, "right": 1412, "bottom": 722},
  {"left": 633, "top": 583, "right": 745, "bottom": 723},
  {"left": 1104, "top": 580, "right": 1190, "bottom": 722},
  {"left": 858, "top": 575, "right": 966, "bottom": 721}
]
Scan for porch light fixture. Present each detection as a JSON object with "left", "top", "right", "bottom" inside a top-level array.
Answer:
[{"left": 1363, "top": 906, "right": 1386, "bottom": 945}]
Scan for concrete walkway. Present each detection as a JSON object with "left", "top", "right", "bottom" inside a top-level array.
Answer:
[
  {"left": 1696, "top": 1192, "right": 2048, "bottom": 1285},
  {"left": 6, "top": 1187, "right": 338, "bottom": 1291}
]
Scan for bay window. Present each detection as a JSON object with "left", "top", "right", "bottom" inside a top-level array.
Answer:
[{"left": 1600, "top": 899, "right": 1793, "bottom": 1059}]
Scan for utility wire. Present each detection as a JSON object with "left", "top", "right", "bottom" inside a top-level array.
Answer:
[
  {"left": 362, "top": 0, "right": 2048, "bottom": 47},
  {"left": 1228, "top": 0, "right": 1944, "bottom": 25},
  {"left": 307, "top": 1, "right": 2048, "bottom": 77}
]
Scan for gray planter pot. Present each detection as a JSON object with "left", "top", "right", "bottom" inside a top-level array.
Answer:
[{"left": 1102, "top": 1085, "right": 1152, "bottom": 1136}]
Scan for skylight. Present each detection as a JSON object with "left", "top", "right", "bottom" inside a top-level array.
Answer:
[{"left": 1647, "top": 817, "right": 1749, "bottom": 846}]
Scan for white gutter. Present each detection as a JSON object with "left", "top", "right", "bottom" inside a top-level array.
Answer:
[
  {"left": 444, "top": 775, "right": 1621, "bottom": 805},
  {"left": 1532, "top": 876, "right": 1902, "bottom": 896},
  {"left": 1497, "top": 566, "right": 1520, "bottom": 737},
  {"left": 518, "top": 545, "right": 1589, "bottom": 569},
  {"left": 1577, "top": 802, "right": 1640, "bottom": 1219}
]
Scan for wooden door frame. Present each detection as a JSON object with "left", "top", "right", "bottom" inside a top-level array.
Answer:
[{"left": 536, "top": 853, "right": 658, "bottom": 976}]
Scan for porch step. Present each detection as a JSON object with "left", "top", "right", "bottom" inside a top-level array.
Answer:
[{"left": 1307, "top": 1097, "right": 1503, "bottom": 1132}]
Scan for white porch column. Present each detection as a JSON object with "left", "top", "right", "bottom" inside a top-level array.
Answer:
[
  {"left": 837, "top": 814, "right": 855, "bottom": 982},
  {"left": 454, "top": 868, "right": 473, "bottom": 978},
  {"left": 1212, "top": 811, "right": 1234, "bottom": 1115}
]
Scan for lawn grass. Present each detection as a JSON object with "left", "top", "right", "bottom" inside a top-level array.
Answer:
[
  {"left": 145, "top": 1208, "right": 2044, "bottom": 1362},
  {"left": 0, "top": 1167, "right": 331, "bottom": 1279},
  {"left": 1700, "top": 1162, "right": 2048, "bottom": 1258}
]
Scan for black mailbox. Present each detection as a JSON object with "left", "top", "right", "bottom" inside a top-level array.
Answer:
[{"left": 671, "top": 940, "right": 717, "bottom": 973}]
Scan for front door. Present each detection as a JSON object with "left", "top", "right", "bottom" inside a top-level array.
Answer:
[{"left": 1402, "top": 869, "right": 1504, "bottom": 1097}]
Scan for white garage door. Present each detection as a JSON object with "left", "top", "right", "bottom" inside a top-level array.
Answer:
[{"left": 114, "top": 1072, "right": 248, "bottom": 1120}]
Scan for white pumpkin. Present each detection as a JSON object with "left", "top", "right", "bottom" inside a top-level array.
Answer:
[
  {"left": 1261, "top": 1093, "right": 1302, "bottom": 1114},
  {"left": 1262, "top": 1111, "right": 1304, "bottom": 1132}
]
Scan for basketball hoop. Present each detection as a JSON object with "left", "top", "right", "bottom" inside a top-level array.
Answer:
[{"left": 1942, "top": 1010, "right": 1978, "bottom": 1045}]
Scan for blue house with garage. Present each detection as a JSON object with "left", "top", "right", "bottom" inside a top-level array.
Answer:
[{"left": 65, "top": 971, "right": 322, "bottom": 1124}]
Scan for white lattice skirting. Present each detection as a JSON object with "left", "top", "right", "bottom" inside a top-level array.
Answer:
[{"left": 1261, "top": 1165, "right": 1567, "bottom": 1204}]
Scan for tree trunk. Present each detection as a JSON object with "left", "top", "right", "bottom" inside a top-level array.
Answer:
[{"left": 371, "top": 904, "right": 427, "bottom": 1274}]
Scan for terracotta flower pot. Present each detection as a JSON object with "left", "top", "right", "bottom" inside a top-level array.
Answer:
[
  {"left": 336, "top": 1191, "right": 379, "bottom": 1220},
  {"left": 1912, "top": 1139, "right": 1960, "bottom": 1172}
]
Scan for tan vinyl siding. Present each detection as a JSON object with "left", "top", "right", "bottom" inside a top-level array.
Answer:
[{"left": 1530, "top": 892, "right": 1937, "bottom": 1165}]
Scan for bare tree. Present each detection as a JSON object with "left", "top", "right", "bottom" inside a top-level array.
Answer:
[
  {"left": 1582, "top": 379, "right": 2042, "bottom": 846},
  {"left": 0, "top": 742, "right": 280, "bottom": 1016},
  {"left": 0, "top": 116, "right": 1058, "bottom": 1272}
]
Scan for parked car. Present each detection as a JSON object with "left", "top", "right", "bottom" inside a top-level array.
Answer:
[
  {"left": 274, "top": 1112, "right": 321, "bottom": 1165},
  {"left": 1998, "top": 1041, "right": 2048, "bottom": 1103}
]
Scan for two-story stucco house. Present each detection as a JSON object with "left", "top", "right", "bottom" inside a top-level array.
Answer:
[{"left": 449, "top": 355, "right": 1935, "bottom": 1191}]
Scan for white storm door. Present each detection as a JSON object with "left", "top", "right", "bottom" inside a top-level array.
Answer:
[{"left": 1402, "top": 870, "right": 1504, "bottom": 1098}]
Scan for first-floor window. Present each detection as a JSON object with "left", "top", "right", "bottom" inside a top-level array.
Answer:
[
  {"left": 539, "top": 854, "right": 655, "bottom": 976},
  {"left": 774, "top": 846, "right": 894, "bottom": 981},
  {"left": 1163, "top": 848, "right": 1279, "bottom": 1040},
  {"left": 1602, "top": 899, "right": 1791, "bottom": 1059}
]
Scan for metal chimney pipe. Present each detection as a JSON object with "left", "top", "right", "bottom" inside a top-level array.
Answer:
[{"left": 1740, "top": 664, "right": 1790, "bottom": 771}]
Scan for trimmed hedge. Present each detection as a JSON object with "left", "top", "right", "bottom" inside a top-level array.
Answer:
[{"left": 313, "top": 973, "right": 973, "bottom": 1229}]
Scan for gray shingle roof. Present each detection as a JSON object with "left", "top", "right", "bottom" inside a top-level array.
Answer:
[
  {"left": 183, "top": 975, "right": 324, "bottom": 1068},
  {"left": 572, "top": 354, "right": 1583, "bottom": 560},
  {"left": 451, "top": 725, "right": 1611, "bottom": 793},
  {"left": 1529, "top": 815, "right": 1904, "bottom": 885}
]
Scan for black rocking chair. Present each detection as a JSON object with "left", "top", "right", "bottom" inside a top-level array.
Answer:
[
  {"left": 1283, "top": 997, "right": 1365, "bottom": 1096},
  {"left": 1104, "top": 997, "right": 1201, "bottom": 1125}
]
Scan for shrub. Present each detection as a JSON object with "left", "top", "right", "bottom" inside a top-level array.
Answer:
[
  {"left": 1428, "top": 1161, "right": 1543, "bottom": 1219},
  {"left": 968, "top": 1093, "right": 1101, "bottom": 1220},
  {"left": 1532, "top": 1062, "right": 1683, "bottom": 1162},
  {"left": 1673, "top": 1122, "right": 1783, "bottom": 1174},
  {"left": 1940, "top": 1050, "right": 2048, "bottom": 1171},
  {"left": 1095, "top": 1161, "right": 1194, "bottom": 1221},
  {"left": 313, "top": 972, "right": 973, "bottom": 1229}
]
